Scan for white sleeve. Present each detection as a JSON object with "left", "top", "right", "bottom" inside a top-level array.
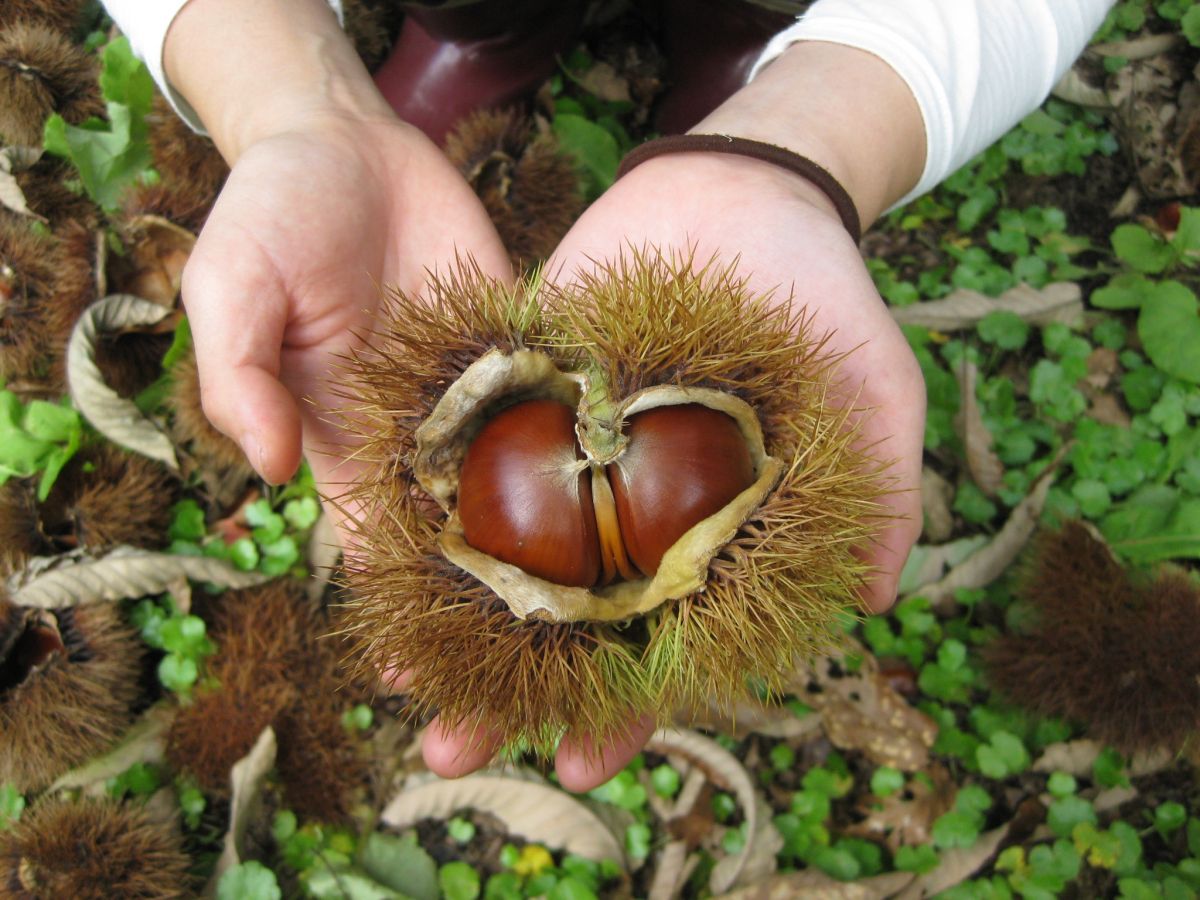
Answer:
[
  {"left": 749, "top": 0, "right": 1115, "bottom": 207},
  {"left": 100, "top": 0, "right": 345, "bottom": 133}
]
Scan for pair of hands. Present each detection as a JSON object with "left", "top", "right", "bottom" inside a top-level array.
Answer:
[{"left": 182, "top": 109, "right": 925, "bottom": 792}]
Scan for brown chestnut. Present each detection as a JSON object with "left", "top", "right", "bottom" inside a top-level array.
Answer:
[
  {"left": 457, "top": 399, "right": 600, "bottom": 587},
  {"left": 607, "top": 404, "right": 755, "bottom": 576},
  {"left": 457, "top": 397, "right": 756, "bottom": 587}
]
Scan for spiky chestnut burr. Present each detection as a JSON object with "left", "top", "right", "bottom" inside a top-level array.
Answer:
[
  {"left": 143, "top": 93, "right": 229, "bottom": 230},
  {"left": 0, "top": 216, "right": 94, "bottom": 393},
  {"left": 443, "top": 108, "right": 585, "bottom": 270},
  {"left": 0, "top": 21, "right": 101, "bottom": 147},
  {"left": 334, "top": 250, "right": 886, "bottom": 754},
  {"left": 986, "top": 520, "right": 1200, "bottom": 755},
  {"left": 0, "top": 597, "right": 143, "bottom": 791},
  {"left": 0, "top": 0, "right": 88, "bottom": 34},
  {"left": 166, "top": 581, "right": 369, "bottom": 822},
  {"left": 0, "top": 795, "right": 191, "bottom": 900}
]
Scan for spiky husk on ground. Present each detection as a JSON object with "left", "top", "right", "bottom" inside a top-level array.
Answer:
[
  {"left": 144, "top": 93, "right": 228, "bottom": 228},
  {"left": 0, "top": 482, "right": 41, "bottom": 577},
  {"left": 0, "top": 20, "right": 101, "bottom": 146},
  {"left": 43, "top": 445, "right": 178, "bottom": 551},
  {"left": 0, "top": 0, "right": 87, "bottom": 34},
  {"left": 0, "top": 598, "right": 144, "bottom": 791},
  {"left": 986, "top": 520, "right": 1200, "bottom": 755},
  {"left": 444, "top": 108, "right": 585, "bottom": 270},
  {"left": 166, "top": 580, "right": 368, "bottom": 822},
  {"left": 0, "top": 215, "right": 94, "bottom": 391},
  {"left": 335, "top": 250, "right": 886, "bottom": 754},
  {"left": 0, "top": 795, "right": 191, "bottom": 899}
]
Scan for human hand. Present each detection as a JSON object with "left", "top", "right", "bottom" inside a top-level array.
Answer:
[{"left": 181, "top": 114, "right": 512, "bottom": 524}]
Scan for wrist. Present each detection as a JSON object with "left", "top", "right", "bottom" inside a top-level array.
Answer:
[
  {"left": 164, "top": 0, "right": 392, "bottom": 162},
  {"left": 694, "top": 40, "right": 925, "bottom": 226}
]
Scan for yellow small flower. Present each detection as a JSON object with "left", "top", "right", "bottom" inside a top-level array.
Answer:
[{"left": 513, "top": 844, "right": 554, "bottom": 877}]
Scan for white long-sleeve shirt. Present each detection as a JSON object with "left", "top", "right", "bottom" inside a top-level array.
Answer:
[{"left": 103, "top": 0, "right": 1115, "bottom": 205}]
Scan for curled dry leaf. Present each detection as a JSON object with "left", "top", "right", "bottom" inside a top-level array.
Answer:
[
  {"left": 67, "top": 294, "right": 179, "bottom": 469},
  {"left": 49, "top": 703, "right": 175, "bottom": 794},
  {"left": 206, "top": 726, "right": 277, "bottom": 897},
  {"left": 889, "top": 282, "right": 1083, "bottom": 332},
  {"left": 305, "top": 511, "right": 341, "bottom": 602},
  {"left": 921, "top": 467, "right": 955, "bottom": 544},
  {"left": 894, "top": 822, "right": 1011, "bottom": 900},
  {"left": 955, "top": 360, "right": 1004, "bottom": 498},
  {"left": 846, "top": 763, "right": 956, "bottom": 853},
  {"left": 906, "top": 451, "right": 1062, "bottom": 612},
  {"left": 1033, "top": 738, "right": 1174, "bottom": 779},
  {"left": 0, "top": 149, "right": 45, "bottom": 221},
  {"left": 715, "top": 869, "right": 915, "bottom": 900},
  {"left": 647, "top": 840, "right": 696, "bottom": 900},
  {"left": 381, "top": 770, "right": 625, "bottom": 866},
  {"left": 8, "top": 545, "right": 270, "bottom": 609},
  {"left": 676, "top": 694, "right": 822, "bottom": 741},
  {"left": 898, "top": 536, "right": 989, "bottom": 596},
  {"left": 646, "top": 728, "right": 780, "bottom": 894},
  {"left": 1052, "top": 66, "right": 1111, "bottom": 108},
  {"left": 786, "top": 643, "right": 938, "bottom": 772}
]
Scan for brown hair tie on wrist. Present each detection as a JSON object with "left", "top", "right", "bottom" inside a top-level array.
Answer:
[{"left": 615, "top": 133, "right": 862, "bottom": 244}]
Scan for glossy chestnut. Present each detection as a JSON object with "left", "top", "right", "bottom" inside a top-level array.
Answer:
[
  {"left": 457, "top": 397, "right": 756, "bottom": 587},
  {"left": 457, "top": 399, "right": 600, "bottom": 587},
  {"left": 607, "top": 404, "right": 756, "bottom": 576}
]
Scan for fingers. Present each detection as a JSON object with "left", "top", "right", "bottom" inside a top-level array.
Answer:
[
  {"left": 181, "top": 230, "right": 304, "bottom": 486},
  {"left": 555, "top": 714, "right": 657, "bottom": 794},
  {"left": 855, "top": 351, "right": 927, "bottom": 615},
  {"left": 420, "top": 713, "right": 656, "bottom": 792},
  {"left": 421, "top": 717, "right": 504, "bottom": 779}
]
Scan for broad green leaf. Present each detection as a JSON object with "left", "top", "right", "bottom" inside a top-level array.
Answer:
[
  {"left": 553, "top": 114, "right": 619, "bottom": 197},
  {"left": 0, "top": 785, "right": 24, "bottom": 830},
  {"left": 1112, "top": 223, "right": 1176, "bottom": 273},
  {"left": 1183, "top": 6, "right": 1200, "bottom": 45},
  {"left": 1137, "top": 282, "right": 1200, "bottom": 383},
  {"left": 99, "top": 36, "right": 154, "bottom": 120},
  {"left": 217, "top": 861, "right": 281, "bottom": 900},
  {"left": 361, "top": 832, "right": 438, "bottom": 900},
  {"left": 1092, "top": 272, "right": 1155, "bottom": 310}
]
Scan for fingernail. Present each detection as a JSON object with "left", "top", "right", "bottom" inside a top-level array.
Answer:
[{"left": 242, "top": 431, "right": 272, "bottom": 484}]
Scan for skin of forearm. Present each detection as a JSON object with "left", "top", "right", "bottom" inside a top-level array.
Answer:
[
  {"left": 163, "top": 0, "right": 393, "bottom": 163},
  {"left": 696, "top": 41, "right": 927, "bottom": 226}
]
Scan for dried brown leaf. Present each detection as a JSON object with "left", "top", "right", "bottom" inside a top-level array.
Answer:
[
  {"left": 0, "top": 150, "right": 45, "bottom": 221},
  {"left": 382, "top": 770, "right": 626, "bottom": 865},
  {"left": 49, "top": 703, "right": 175, "bottom": 794},
  {"left": 8, "top": 546, "right": 270, "bottom": 609},
  {"left": 207, "top": 726, "right": 277, "bottom": 895},
  {"left": 1033, "top": 738, "right": 1174, "bottom": 778},
  {"left": 67, "top": 294, "right": 179, "bottom": 468},
  {"left": 889, "top": 283, "right": 1083, "bottom": 332},
  {"left": 907, "top": 453, "right": 1061, "bottom": 612},
  {"left": 577, "top": 60, "right": 633, "bottom": 103},
  {"left": 788, "top": 643, "right": 938, "bottom": 772},
  {"left": 895, "top": 823, "right": 1011, "bottom": 900},
  {"left": 846, "top": 764, "right": 956, "bottom": 852},
  {"left": 646, "top": 728, "right": 780, "bottom": 893},
  {"left": 920, "top": 468, "right": 955, "bottom": 543},
  {"left": 716, "top": 869, "right": 915, "bottom": 900},
  {"left": 676, "top": 695, "right": 822, "bottom": 740},
  {"left": 955, "top": 360, "right": 1004, "bottom": 497},
  {"left": 647, "top": 840, "right": 696, "bottom": 900}
]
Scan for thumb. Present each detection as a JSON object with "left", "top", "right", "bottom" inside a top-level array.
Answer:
[{"left": 180, "top": 242, "right": 303, "bottom": 485}]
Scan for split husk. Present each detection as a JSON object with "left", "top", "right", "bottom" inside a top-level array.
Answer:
[{"left": 335, "top": 250, "right": 887, "bottom": 753}]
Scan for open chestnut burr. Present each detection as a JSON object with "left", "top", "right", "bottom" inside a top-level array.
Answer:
[{"left": 336, "top": 250, "right": 886, "bottom": 754}]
